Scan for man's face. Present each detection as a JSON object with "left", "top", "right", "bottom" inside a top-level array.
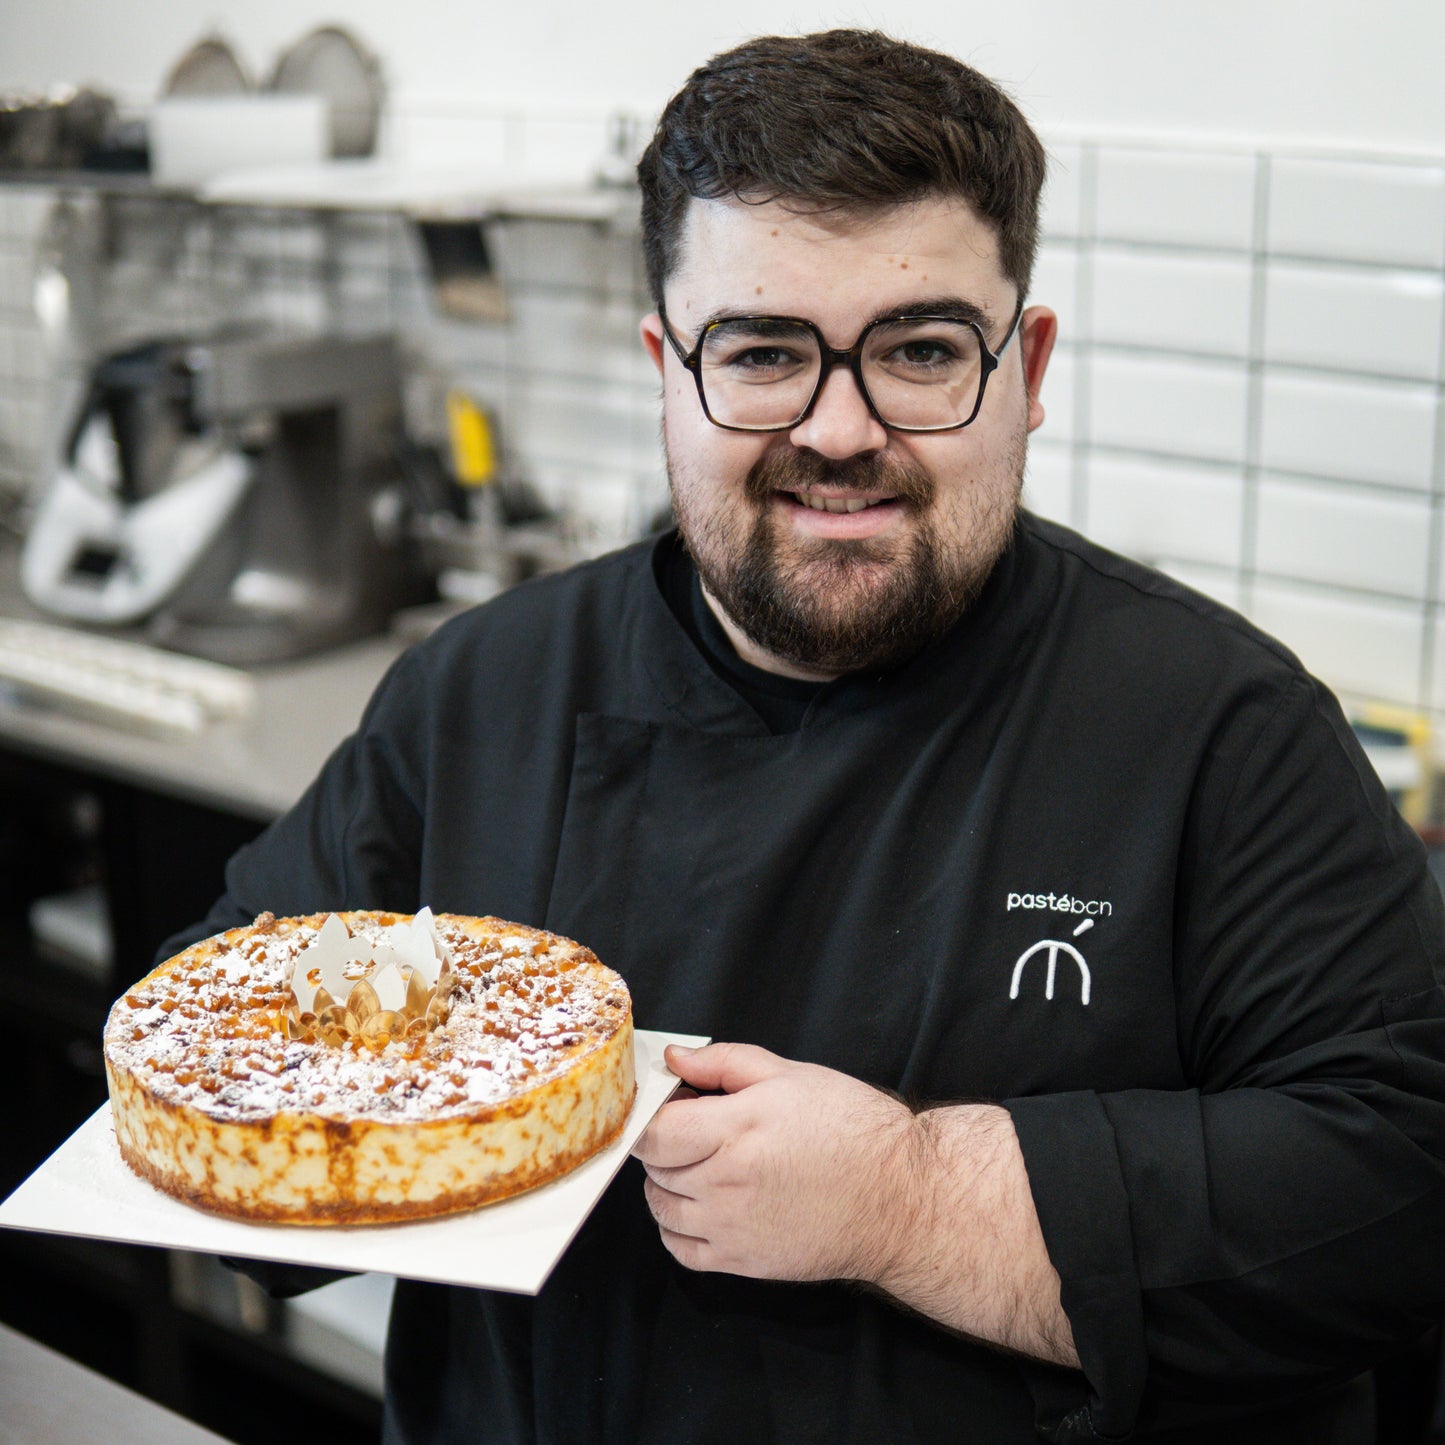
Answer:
[{"left": 641, "top": 194, "right": 1056, "bottom": 680}]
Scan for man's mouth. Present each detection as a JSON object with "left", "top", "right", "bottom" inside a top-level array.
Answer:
[{"left": 783, "top": 491, "right": 895, "bottom": 515}]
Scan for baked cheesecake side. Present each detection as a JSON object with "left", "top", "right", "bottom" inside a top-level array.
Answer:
[{"left": 102, "top": 913, "right": 636, "bottom": 1224}]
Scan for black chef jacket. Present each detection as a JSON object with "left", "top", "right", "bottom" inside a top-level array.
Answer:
[{"left": 193, "top": 515, "right": 1445, "bottom": 1443}]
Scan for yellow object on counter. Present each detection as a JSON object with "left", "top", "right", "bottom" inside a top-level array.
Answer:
[
  {"left": 446, "top": 391, "right": 498, "bottom": 487},
  {"left": 1350, "top": 701, "right": 1433, "bottom": 826}
]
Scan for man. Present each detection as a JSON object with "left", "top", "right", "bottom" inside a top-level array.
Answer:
[{"left": 204, "top": 29, "right": 1445, "bottom": 1443}]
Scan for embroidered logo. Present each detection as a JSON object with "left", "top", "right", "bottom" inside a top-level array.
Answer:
[
  {"left": 1006, "top": 891, "right": 1112, "bottom": 917},
  {"left": 1009, "top": 918, "right": 1094, "bottom": 1006}
]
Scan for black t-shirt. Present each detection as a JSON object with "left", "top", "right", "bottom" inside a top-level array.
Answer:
[{"left": 201, "top": 517, "right": 1445, "bottom": 1444}]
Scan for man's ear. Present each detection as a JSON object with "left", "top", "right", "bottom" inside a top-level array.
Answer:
[
  {"left": 641, "top": 313, "right": 666, "bottom": 375},
  {"left": 1019, "top": 305, "right": 1058, "bottom": 433}
]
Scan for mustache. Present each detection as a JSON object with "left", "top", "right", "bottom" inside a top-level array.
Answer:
[{"left": 744, "top": 448, "right": 934, "bottom": 507}]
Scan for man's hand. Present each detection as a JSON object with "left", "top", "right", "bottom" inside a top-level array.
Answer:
[
  {"left": 632, "top": 1042, "right": 920, "bottom": 1283},
  {"left": 632, "top": 1041, "right": 1080, "bottom": 1369}
]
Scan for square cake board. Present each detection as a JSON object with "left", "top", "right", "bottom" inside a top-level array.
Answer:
[{"left": 0, "top": 1028, "right": 706, "bottom": 1295}]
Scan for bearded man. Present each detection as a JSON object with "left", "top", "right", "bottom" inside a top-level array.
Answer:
[{"left": 197, "top": 29, "right": 1445, "bottom": 1444}]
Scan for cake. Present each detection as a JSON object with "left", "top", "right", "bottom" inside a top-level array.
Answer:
[{"left": 102, "top": 910, "right": 635, "bottom": 1225}]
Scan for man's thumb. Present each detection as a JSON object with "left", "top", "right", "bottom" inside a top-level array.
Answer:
[{"left": 664, "top": 1040, "right": 783, "bottom": 1093}]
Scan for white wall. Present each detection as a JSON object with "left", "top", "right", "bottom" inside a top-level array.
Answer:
[{"left": 5, "top": 0, "right": 1444, "bottom": 157}]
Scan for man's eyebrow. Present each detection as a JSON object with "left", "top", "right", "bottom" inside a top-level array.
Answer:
[
  {"left": 865, "top": 296, "right": 993, "bottom": 328},
  {"left": 695, "top": 296, "right": 996, "bottom": 333},
  {"left": 699, "top": 311, "right": 811, "bottom": 332}
]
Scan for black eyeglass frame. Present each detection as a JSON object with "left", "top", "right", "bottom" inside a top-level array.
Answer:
[{"left": 658, "top": 299, "right": 1026, "bottom": 434}]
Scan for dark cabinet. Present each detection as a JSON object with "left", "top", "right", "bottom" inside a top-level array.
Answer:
[{"left": 0, "top": 750, "right": 383, "bottom": 1444}]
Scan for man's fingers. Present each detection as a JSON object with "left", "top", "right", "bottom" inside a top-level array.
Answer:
[
  {"left": 655, "top": 1224, "right": 716, "bottom": 1274},
  {"left": 643, "top": 1176, "right": 726, "bottom": 1275},
  {"left": 631, "top": 1091, "right": 731, "bottom": 1167},
  {"left": 642, "top": 1174, "right": 696, "bottom": 1234},
  {"left": 664, "top": 1040, "right": 787, "bottom": 1094},
  {"left": 645, "top": 1181, "right": 749, "bottom": 1279}
]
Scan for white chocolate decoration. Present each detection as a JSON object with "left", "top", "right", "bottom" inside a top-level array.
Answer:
[{"left": 284, "top": 911, "right": 455, "bottom": 1048}]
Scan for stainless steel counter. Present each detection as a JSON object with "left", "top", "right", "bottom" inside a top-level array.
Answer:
[{"left": 0, "top": 1322, "right": 236, "bottom": 1444}]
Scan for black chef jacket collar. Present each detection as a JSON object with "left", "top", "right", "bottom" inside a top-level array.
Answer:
[{"left": 634, "top": 521, "right": 1038, "bottom": 736}]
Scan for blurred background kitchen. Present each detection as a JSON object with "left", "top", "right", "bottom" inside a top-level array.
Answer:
[{"left": 2, "top": 2, "right": 1444, "bottom": 1442}]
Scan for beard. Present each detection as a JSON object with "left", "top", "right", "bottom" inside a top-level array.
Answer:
[{"left": 668, "top": 439, "right": 1025, "bottom": 676}]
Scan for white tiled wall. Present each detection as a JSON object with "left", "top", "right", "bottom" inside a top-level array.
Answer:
[
  {"left": 1089, "top": 353, "right": 1251, "bottom": 462},
  {"left": 1253, "top": 477, "right": 1431, "bottom": 598},
  {"left": 1257, "top": 371, "right": 1438, "bottom": 489},
  {"left": 0, "top": 185, "right": 52, "bottom": 510},
  {"left": 1250, "top": 582, "right": 1426, "bottom": 704},
  {"left": 1083, "top": 454, "right": 1246, "bottom": 571},
  {"left": 3, "top": 118, "right": 1445, "bottom": 719},
  {"left": 1094, "top": 149, "right": 1257, "bottom": 251},
  {"left": 1267, "top": 158, "right": 1445, "bottom": 268},
  {"left": 1032, "top": 139, "right": 1445, "bottom": 719},
  {"left": 1262, "top": 264, "right": 1443, "bottom": 380},
  {"left": 1091, "top": 249, "right": 1254, "bottom": 357}
]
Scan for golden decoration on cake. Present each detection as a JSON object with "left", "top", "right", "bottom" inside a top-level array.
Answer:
[{"left": 282, "top": 909, "right": 454, "bottom": 1048}]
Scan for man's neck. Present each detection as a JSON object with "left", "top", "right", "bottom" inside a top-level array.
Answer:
[{"left": 698, "top": 581, "right": 841, "bottom": 683}]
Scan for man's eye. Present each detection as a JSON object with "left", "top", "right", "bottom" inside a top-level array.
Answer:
[
  {"left": 722, "top": 346, "right": 806, "bottom": 375},
  {"left": 893, "top": 340, "right": 956, "bottom": 367}
]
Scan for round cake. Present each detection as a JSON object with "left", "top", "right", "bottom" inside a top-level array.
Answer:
[{"left": 102, "top": 910, "right": 635, "bottom": 1225}]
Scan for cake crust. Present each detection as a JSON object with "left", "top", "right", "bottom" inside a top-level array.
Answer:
[{"left": 102, "top": 912, "right": 635, "bottom": 1225}]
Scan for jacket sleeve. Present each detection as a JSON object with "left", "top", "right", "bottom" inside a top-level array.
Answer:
[
  {"left": 1006, "top": 672, "right": 1445, "bottom": 1440},
  {"left": 216, "top": 646, "right": 431, "bottom": 919},
  {"left": 153, "top": 644, "right": 431, "bottom": 984}
]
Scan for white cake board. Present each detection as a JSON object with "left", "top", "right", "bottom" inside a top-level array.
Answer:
[{"left": 0, "top": 1029, "right": 705, "bottom": 1296}]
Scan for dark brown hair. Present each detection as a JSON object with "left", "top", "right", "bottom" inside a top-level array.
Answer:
[{"left": 637, "top": 29, "right": 1047, "bottom": 306}]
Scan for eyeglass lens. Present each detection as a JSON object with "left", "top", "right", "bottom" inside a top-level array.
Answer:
[{"left": 697, "top": 317, "right": 985, "bottom": 429}]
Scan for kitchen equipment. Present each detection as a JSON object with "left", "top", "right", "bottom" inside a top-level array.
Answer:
[
  {"left": 1350, "top": 702, "right": 1434, "bottom": 826},
  {"left": 24, "top": 340, "right": 253, "bottom": 626},
  {"left": 22, "top": 333, "right": 425, "bottom": 664},
  {"left": 445, "top": 389, "right": 499, "bottom": 487},
  {"left": 416, "top": 219, "right": 507, "bottom": 322},
  {"left": 0, "top": 87, "right": 119, "bottom": 171},
  {"left": 163, "top": 36, "right": 252, "bottom": 96},
  {"left": 0, "top": 616, "right": 254, "bottom": 734},
  {"left": 148, "top": 94, "right": 328, "bottom": 188},
  {"left": 268, "top": 25, "right": 384, "bottom": 159}
]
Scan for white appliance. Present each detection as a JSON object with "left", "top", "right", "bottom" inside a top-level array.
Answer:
[
  {"left": 24, "top": 416, "right": 251, "bottom": 626},
  {"left": 22, "top": 333, "right": 424, "bottom": 664}
]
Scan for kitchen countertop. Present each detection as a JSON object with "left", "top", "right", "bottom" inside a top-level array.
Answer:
[
  {"left": 0, "top": 536, "right": 405, "bottom": 822},
  {"left": 0, "top": 1322, "right": 235, "bottom": 1444}
]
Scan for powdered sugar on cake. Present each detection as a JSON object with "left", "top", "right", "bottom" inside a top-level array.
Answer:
[{"left": 103, "top": 913, "right": 629, "bottom": 1124}]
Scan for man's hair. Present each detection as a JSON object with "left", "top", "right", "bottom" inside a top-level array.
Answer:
[{"left": 637, "top": 29, "right": 1047, "bottom": 307}]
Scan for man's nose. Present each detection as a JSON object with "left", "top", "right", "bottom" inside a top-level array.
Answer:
[{"left": 788, "top": 364, "right": 889, "bottom": 458}]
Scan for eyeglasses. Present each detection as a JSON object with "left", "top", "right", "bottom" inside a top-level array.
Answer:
[{"left": 658, "top": 301, "right": 1023, "bottom": 433}]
